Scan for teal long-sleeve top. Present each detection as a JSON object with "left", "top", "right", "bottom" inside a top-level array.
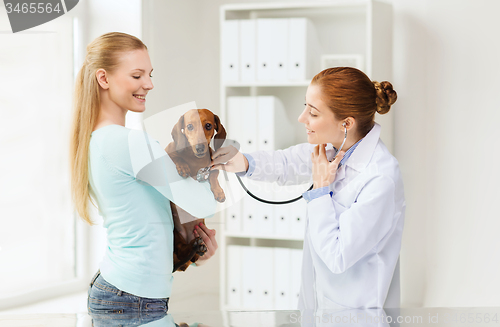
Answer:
[{"left": 88, "top": 124, "right": 217, "bottom": 298}]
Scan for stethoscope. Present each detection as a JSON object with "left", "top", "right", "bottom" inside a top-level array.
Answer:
[{"left": 198, "top": 123, "right": 348, "bottom": 205}]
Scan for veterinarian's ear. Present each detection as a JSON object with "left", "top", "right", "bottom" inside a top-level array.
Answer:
[
  {"left": 95, "top": 69, "right": 109, "bottom": 90},
  {"left": 171, "top": 115, "right": 188, "bottom": 151},
  {"left": 213, "top": 114, "right": 227, "bottom": 150}
]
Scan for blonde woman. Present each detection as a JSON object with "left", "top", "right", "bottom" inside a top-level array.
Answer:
[{"left": 69, "top": 32, "right": 218, "bottom": 316}]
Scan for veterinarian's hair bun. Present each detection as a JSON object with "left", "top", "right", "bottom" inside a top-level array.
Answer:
[{"left": 373, "top": 81, "right": 397, "bottom": 115}]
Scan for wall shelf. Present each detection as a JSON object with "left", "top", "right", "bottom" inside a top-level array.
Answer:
[{"left": 219, "top": 0, "right": 393, "bottom": 311}]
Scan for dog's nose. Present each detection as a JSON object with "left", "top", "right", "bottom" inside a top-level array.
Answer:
[{"left": 196, "top": 144, "right": 205, "bottom": 153}]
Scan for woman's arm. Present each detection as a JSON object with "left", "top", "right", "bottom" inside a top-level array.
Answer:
[
  {"left": 127, "top": 129, "right": 217, "bottom": 219},
  {"left": 306, "top": 175, "right": 397, "bottom": 274},
  {"left": 211, "top": 143, "right": 316, "bottom": 186}
]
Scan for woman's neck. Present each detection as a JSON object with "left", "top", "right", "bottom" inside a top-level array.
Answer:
[{"left": 96, "top": 91, "right": 127, "bottom": 128}]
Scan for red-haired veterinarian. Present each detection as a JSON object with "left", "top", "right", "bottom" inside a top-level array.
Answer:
[{"left": 211, "top": 67, "right": 406, "bottom": 311}]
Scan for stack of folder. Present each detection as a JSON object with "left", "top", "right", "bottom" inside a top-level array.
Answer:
[
  {"left": 227, "top": 245, "right": 303, "bottom": 310},
  {"left": 222, "top": 17, "right": 321, "bottom": 83},
  {"left": 225, "top": 96, "right": 308, "bottom": 238}
]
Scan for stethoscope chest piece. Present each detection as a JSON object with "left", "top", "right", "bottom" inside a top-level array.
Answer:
[{"left": 196, "top": 167, "right": 211, "bottom": 182}]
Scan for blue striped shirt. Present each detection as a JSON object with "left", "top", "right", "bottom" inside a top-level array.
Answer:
[{"left": 302, "top": 138, "right": 363, "bottom": 202}]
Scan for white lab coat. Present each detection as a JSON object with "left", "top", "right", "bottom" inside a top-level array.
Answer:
[{"left": 242, "top": 122, "right": 406, "bottom": 311}]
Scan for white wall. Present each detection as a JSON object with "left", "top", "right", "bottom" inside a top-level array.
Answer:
[
  {"left": 144, "top": 0, "right": 500, "bottom": 309},
  {"left": 394, "top": 0, "right": 500, "bottom": 307}
]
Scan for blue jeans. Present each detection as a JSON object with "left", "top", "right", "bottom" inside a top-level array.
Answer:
[{"left": 87, "top": 269, "right": 175, "bottom": 326}]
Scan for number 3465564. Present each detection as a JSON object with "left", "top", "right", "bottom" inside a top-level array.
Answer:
[{"left": 5, "top": 2, "right": 62, "bottom": 14}]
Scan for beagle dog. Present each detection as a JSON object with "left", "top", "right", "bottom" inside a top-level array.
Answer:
[{"left": 165, "top": 109, "right": 226, "bottom": 272}]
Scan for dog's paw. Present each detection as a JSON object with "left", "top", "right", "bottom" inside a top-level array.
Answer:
[
  {"left": 175, "top": 162, "right": 191, "bottom": 178},
  {"left": 193, "top": 236, "right": 207, "bottom": 256},
  {"left": 213, "top": 188, "right": 226, "bottom": 203}
]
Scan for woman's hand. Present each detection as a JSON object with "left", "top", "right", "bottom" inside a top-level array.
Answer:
[
  {"left": 192, "top": 222, "right": 218, "bottom": 266},
  {"left": 311, "top": 144, "right": 345, "bottom": 189},
  {"left": 210, "top": 145, "right": 248, "bottom": 173}
]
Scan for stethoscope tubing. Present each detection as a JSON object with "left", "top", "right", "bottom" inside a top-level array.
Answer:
[
  {"left": 236, "top": 174, "right": 313, "bottom": 205},
  {"left": 235, "top": 125, "right": 347, "bottom": 205}
]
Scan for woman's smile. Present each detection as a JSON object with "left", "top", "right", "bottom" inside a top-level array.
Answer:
[{"left": 133, "top": 94, "right": 146, "bottom": 102}]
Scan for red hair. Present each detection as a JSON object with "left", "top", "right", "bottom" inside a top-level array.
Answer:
[{"left": 311, "top": 67, "right": 397, "bottom": 137}]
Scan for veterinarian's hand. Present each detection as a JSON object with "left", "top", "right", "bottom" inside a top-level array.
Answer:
[
  {"left": 311, "top": 144, "right": 345, "bottom": 189},
  {"left": 192, "top": 222, "right": 218, "bottom": 266},
  {"left": 210, "top": 145, "right": 248, "bottom": 173}
]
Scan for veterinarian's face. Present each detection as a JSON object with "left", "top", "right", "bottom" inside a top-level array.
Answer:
[
  {"left": 106, "top": 49, "right": 153, "bottom": 112},
  {"left": 299, "top": 84, "right": 344, "bottom": 146}
]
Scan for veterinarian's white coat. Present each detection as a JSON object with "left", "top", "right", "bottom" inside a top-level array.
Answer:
[{"left": 242, "top": 123, "right": 406, "bottom": 311}]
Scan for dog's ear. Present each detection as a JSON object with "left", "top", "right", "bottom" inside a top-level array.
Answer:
[
  {"left": 213, "top": 114, "right": 227, "bottom": 150},
  {"left": 171, "top": 115, "right": 187, "bottom": 151}
]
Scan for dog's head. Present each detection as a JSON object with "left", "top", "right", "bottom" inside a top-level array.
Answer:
[{"left": 171, "top": 109, "right": 227, "bottom": 158}]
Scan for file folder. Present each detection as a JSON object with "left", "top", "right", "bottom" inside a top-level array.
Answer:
[
  {"left": 239, "top": 19, "right": 257, "bottom": 82},
  {"left": 290, "top": 196, "right": 307, "bottom": 238},
  {"left": 256, "top": 247, "right": 274, "bottom": 308},
  {"left": 242, "top": 246, "right": 259, "bottom": 308},
  {"left": 222, "top": 20, "right": 240, "bottom": 83},
  {"left": 225, "top": 199, "right": 242, "bottom": 233},
  {"left": 241, "top": 97, "right": 258, "bottom": 153},
  {"left": 227, "top": 96, "right": 257, "bottom": 153},
  {"left": 287, "top": 18, "right": 321, "bottom": 81},
  {"left": 242, "top": 194, "right": 258, "bottom": 236},
  {"left": 256, "top": 197, "right": 275, "bottom": 236},
  {"left": 273, "top": 247, "right": 291, "bottom": 309},
  {"left": 290, "top": 248, "right": 303, "bottom": 309},
  {"left": 270, "top": 18, "right": 289, "bottom": 81},
  {"left": 256, "top": 18, "right": 273, "bottom": 81},
  {"left": 227, "top": 245, "right": 243, "bottom": 307},
  {"left": 256, "top": 96, "right": 293, "bottom": 151}
]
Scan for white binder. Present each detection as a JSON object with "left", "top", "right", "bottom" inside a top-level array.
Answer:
[
  {"left": 256, "top": 247, "right": 274, "bottom": 308},
  {"left": 226, "top": 96, "right": 243, "bottom": 146},
  {"left": 242, "top": 194, "right": 258, "bottom": 236},
  {"left": 290, "top": 249, "right": 303, "bottom": 309},
  {"left": 242, "top": 246, "right": 259, "bottom": 308},
  {"left": 256, "top": 19, "right": 274, "bottom": 81},
  {"left": 274, "top": 200, "right": 291, "bottom": 237},
  {"left": 222, "top": 20, "right": 240, "bottom": 83},
  {"left": 225, "top": 200, "right": 242, "bottom": 233},
  {"left": 241, "top": 97, "right": 258, "bottom": 153},
  {"left": 227, "top": 96, "right": 257, "bottom": 153},
  {"left": 271, "top": 183, "right": 296, "bottom": 237},
  {"left": 290, "top": 196, "right": 307, "bottom": 238},
  {"left": 288, "top": 17, "right": 321, "bottom": 81},
  {"left": 227, "top": 245, "right": 243, "bottom": 308},
  {"left": 273, "top": 247, "right": 291, "bottom": 309},
  {"left": 256, "top": 96, "right": 293, "bottom": 151},
  {"left": 256, "top": 197, "right": 275, "bottom": 236},
  {"left": 270, "top": 18, "right": 289, "bottom": 81},
  {"left": 239, "top": 19, "right": 256, "bottom": 82}
]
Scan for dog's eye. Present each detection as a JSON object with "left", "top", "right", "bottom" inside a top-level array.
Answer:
[
  {"left": 205, "top": 123, "right": 212, "bottom": 130},
  {"left": 187, "top": 124, "right": 194, "bottom": 131}
]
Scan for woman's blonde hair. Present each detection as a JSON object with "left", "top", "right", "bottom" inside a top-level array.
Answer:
[{"left": 69, "top": 32, "right": 147, "bottom": 225}]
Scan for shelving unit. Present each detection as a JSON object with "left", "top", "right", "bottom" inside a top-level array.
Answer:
[{"left": 218, "top": 0, "right": 394, "bottom": 311}]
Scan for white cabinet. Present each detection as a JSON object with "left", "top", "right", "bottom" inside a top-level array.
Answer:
[{"left": 219, "top": 0, "right": 394, "bottom": 311}]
